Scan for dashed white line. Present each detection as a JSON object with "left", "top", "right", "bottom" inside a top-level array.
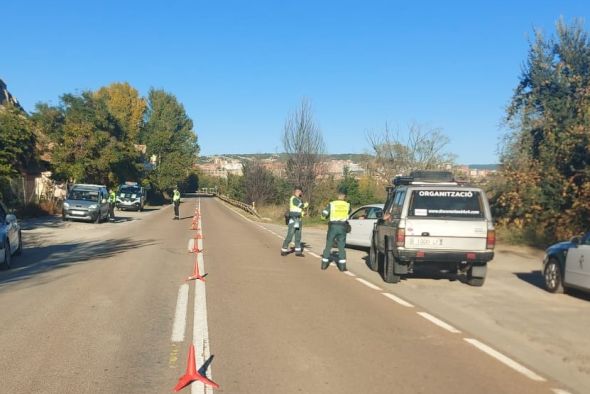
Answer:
[
  {"left": 417, "top": 312, "right": 461, "bottom": 334},
  {"left": 308, "top": 251, "right": 320, "bottom": 258},
  {"left": 355, "top": 277, "right": 383, "bottom": 291},
  {"left": 381, "top": 292, "right": 414, "bottom": 307},
  {"left": 171, "top": 284, "right": 189, "bottom": 342},
  {"left": 343, "top": 271, "right": 356, "bottom": 277},
  {"left": 464, "top": 338, "right": 546, "bottom": 382},
  {"left": 551, "top": 389, "right": 572, "bottom": 394}
]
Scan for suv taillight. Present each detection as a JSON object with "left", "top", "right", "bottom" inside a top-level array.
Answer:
[
  {"left": 396, "top": 228, "right": 406, "bottom": 247},
  {"left": 486, "top": 229, "right": 496, "bottom": 250}
]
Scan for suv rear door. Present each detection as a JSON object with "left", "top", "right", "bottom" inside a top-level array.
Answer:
[
  {"left": 376, "top": 188, "right": 406, "bottom": 252},
  {"left": 404, "top": 188, "right": 488, "bottom": 252}
]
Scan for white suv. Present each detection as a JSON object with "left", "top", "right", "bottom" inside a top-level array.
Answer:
[{"left": 369, "top": 171, "right": 495, "bottom": 286}]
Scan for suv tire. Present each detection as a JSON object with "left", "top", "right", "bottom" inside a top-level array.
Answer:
[
  {"left": 543, "top": 258, "right": 564, "bottom": 293},
  {"left": 368, "top": 237, "right": 380, "bottom": 271},
  {"left": 383, "top": 252, "right": 401, "bottom": 283}
]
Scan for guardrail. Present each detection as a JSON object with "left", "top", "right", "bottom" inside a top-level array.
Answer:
[{"left": 215, "top": 193, "right": 261, "bottom": 218}]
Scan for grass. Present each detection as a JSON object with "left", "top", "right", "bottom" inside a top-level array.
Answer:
[
  {"left": 495, "top": 224, "right": 551, "bottom": 248},
  {"left": 256, "top": 204, "right": 328, "bottom": 228}
]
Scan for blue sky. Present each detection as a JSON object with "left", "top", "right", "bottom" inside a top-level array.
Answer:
[{"left": 3, "top": 1, "right": 589, "bottom": 164}]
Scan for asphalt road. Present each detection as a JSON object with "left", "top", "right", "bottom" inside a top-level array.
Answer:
[{"left": 0, "top": 197, "right": 581, "bottom": 393}]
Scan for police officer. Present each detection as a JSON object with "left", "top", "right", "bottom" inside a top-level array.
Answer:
[
  {"left": 320, "top": 191, "right": 351, "bottom": 271},
  {"left": 173, "top": 186, "right": 181, "bottom": 220},
  {"left": 108, "top": 188, "right": 117, "bottom": 220},
  {"left": 281, "top": 186, "right": 308, "bottom": 256}
]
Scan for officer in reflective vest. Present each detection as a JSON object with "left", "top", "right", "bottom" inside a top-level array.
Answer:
[
  {"left": 281, "top": 187, "right": 308, "bottom": 256},
  {"left": 320, "top": 191, "right": 351, "bottom": 271},
  {"left": 108, "top": 189, "right": 117, "bottom": 220},
  {"left": 173, "top": 187, "right": 181, "bottom": 220}
]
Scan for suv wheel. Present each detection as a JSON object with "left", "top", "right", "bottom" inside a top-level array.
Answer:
[
  {"left": 368, "top": 238, "right": 380, "bottom": 271},
  {"left": 383, "top": 252, "right": 401, "bottom": 283},
  {"left": 544, "top": 258, "right": 564, "bottom": 293}
]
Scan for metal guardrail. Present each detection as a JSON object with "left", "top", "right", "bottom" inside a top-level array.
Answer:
[{"left": 215, "top": 193, "right": 261, "bottom": 218}]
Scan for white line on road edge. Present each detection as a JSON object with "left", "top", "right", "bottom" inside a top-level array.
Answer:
[
  {"left": 551, "top": 389, "right": 573, "bottom": 394},
  {"left": 171, "top": 284, "right": 189, "bottom": 342},
  {"left": 192, "top": 200, "right": 215, "bottom": 394},
  {"left": 417, "top": 312, "right": 461, "bottom": 334},
  {"left": 343, "top": 271, "right": 356, "bottom": 277},
  {"left": 463, "top": 338, "right": 546, "bottom": 382},
  {"left": 355, "top": 277, "right": 383, "bottom": 291},
  {"left": 308, "top": 251, "right": 320, "bottom": 258},
  {"left": 381, "top": 292, "right": 414, "bottom": 307}
]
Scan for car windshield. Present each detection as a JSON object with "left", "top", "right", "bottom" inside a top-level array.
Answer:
[
  {"left": 68, "top": 189, "right": 99, "bottom": 202},
  {"left": 120, "top": 186, "right": 141, "bottom": 196},
  {"left": 409, "top": 190, "right": 484, "bottom": 218}
]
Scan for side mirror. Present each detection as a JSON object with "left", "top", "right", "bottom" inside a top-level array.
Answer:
[
  {"left": 570, "top": 236, "right": 581, "bottom": 245},
  {"left": 376, "top": 210, "right": 384, "bottom": 219},
  {"left": 6, "top": 214, "right": 16, "bottom": 224},
  {"left": 101, "top": 199, "right": 107, "bottom": 204}
]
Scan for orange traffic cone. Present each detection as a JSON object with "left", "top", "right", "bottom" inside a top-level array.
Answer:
[
  {"left": 173, "top": 345, "right": 219, "bottom": 391},
  {"left": 186, "top": 259, "right": 205, "bottom": 282}
]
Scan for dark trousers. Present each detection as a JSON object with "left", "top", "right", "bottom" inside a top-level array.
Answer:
[
  {"left": 174, "top": 201, "right": 180, "bottom": 218},
  {"left": 282, "top": 218, "right": 302, "bottom": 251},
  {"left": 322, "top": 223, "right": 347, "bottom": 262},
  {"left": 109, "top": 203, "right": 115, "bottom": 219}
]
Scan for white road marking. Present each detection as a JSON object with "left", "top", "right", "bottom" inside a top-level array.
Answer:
[
  {"left": 343, "top": 271, "right": 356, "bottom": 277},
  {"left": 464, "top": 338, "right": 546, "bottom": 382},
  {"left": 308, "top": 251, "right": 320, "bottom": 258},
  {"left": 417, "top": 312, "right": 461, "bottom": 334},
  {"left": 551, "top": 389, "right": 572, "bottom": 394},
  {"left": 381, "top": 292, "right": 414, "bottom": 307},
  {"left": 355, "top": 277, "right": 383, "bottom": 291},
  {"left": 171, "top": 284, "right": 189, "bottom": 342},
  {"left": 192, "top": 200, "right": 215, "bottom": 393}
]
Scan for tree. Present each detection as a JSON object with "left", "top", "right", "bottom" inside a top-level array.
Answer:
[
  {"left": 496, "top": 18, "right": 590, "bottom": 242},
  {"left": 0, "top": 104, "right": 37, "bottom": 178},
  {"left": 42, "top": 92, "right": 140, "bottom": 184},
  {"left": 94, "top": 82, "right": 147, "bottom": 144},
  {"left": 242, "top": 160, "right": 279, "bottom": 206},
  {"left": 282, "top": 99, "right": 326, "bottom": 210},
  {"left": 368, "top": 122, "right": 455, "bottom": 182},
  {"left": 142, "top": 89, "right": 199, "bottom": 193}
]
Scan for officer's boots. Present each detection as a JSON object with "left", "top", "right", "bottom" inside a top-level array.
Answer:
[
  {"left": 337, "top": 262, "right": 348, "bottom": 272},
  {"left": 321, "top": 258, "right": 330, "bottom": 270}
]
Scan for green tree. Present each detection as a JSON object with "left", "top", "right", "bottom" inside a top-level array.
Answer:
[
  {"left": 142, "top": 89, "right": 199, "bottom": 193},
  {"left": 0, "top": 104, "right": 37, "bottom": 178},
  {"left": 41, "top": 92, "right": 141, "bottom": 184},
  {"left": 497, "top": 18, "right": 590, "bottom": 241},
  {"left": 94, "top": 82, "right": 146, "bottom": 144}
]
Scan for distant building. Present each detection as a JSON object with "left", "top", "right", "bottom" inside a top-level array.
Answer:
[{"left": 196, "top": 156, "right": 244, "bottom": 178}]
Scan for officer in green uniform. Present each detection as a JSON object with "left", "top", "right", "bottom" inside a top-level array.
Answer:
[
  {"left": 320, "top": 191, "right": 351, "bottom": 271},
  {"left": 173, "top": 186, "right": 181, "bottom": 220},
  {"left": 281, "top": 187, "right": 308, "bottom": 256},
  {"left": 108, "top": 188, "right": 117, "bottom": 220}
]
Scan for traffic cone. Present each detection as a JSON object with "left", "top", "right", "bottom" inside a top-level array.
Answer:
[
  {"left": 173, "top": 345, "right": 219, "bottom": 392},
  {"left": 186, "top": 259, "right": 205, "bottom": 282}
]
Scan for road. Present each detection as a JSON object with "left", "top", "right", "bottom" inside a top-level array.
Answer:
[{"left": 0, "top": 197, "right": 584, "bottom": 393}]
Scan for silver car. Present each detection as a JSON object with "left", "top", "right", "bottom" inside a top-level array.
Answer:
[
  {"left": 62, "top": 184, "right": 110, "bottom": 223},
  {"left": 346, "top": 204, "right": 384, "bottom": 248},
  {"left": 0, "top": 201, "right": 22, "bottom": 269}
]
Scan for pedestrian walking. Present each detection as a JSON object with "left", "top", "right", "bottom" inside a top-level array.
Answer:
[
  {"left": 281, "top": 187, "right": 308, "bottom": 256},
  {"left": 320, "top": 191, "right": 351, "bottom": 271},
  {"left": 108, "top": 188, "right": 117, "bottom": 220},
  {"left": 173, "top": 186, "right": 181, "bottom": 220}
]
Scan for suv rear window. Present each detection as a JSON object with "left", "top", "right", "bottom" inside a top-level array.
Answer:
[
  {"left": 409, "top": 190, "right": 484, "bottom": 218},
  {"left": 68, "top": 189, "right": 99, "bottom": 202}
]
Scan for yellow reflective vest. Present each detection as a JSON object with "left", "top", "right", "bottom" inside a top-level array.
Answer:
[
  {"left": 328, "top": 200, "right": 350, "bottom": 222},
  {"left": 173, "top": 190, "right": 181, "bottom": 202},
  {"left": 289, "top": 195, "right": 303, "bottom": 214}
]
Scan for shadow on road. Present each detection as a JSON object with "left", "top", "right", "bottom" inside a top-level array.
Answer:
[
  {"left": 19, "top": 215, "right": 64, "bottom": 230},
  {"left": 0, "top": 237, "right": 157, "bottom": 288},
  {"left": 514, "top": 270, "right": 546, "bottom": 290}
]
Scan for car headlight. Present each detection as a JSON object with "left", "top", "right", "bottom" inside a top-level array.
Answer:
[
  {"left": 63, "top": 202, "right": 70, "bottom": 209},
  {"left": 88, "top": 204, "right": 98, "bottom": 210}
]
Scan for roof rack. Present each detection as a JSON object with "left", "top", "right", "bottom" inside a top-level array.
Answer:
[{"left": 392, "top": 171, "right": 457, "bottom": 186}]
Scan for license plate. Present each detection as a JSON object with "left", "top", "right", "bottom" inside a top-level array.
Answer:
[
  {"left": 408, "top": 237, "right": 443, "bottom": 246},
  {"left": 72, "top": 210, "right": 85, "bottom": 215}
]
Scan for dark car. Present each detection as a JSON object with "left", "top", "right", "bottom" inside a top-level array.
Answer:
[{"left": 543, "top": 232, "right": 590, "bottom": 293}]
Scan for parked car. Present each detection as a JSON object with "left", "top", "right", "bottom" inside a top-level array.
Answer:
[
  {"left": 370, "top": 171, "right": 495, "bottom": 286},
  {"left": 116, "top": 182, "right": 145, "bottom": 211},
  {"left": 543, "top": 232, "right": 590, "bottom": 293},
  {"left": 0, "top": 201, "right": 22, "bottom": 269},
  {"left": 346, "top": 204, "right": 384, "bottom": 248},
  {"left": 62, "top": 184, "right": 110, "bottom": 223}
]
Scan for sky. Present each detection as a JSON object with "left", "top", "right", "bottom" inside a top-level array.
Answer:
[{"left": 3, "top": 1, "right": 589, "bottom": 164}]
